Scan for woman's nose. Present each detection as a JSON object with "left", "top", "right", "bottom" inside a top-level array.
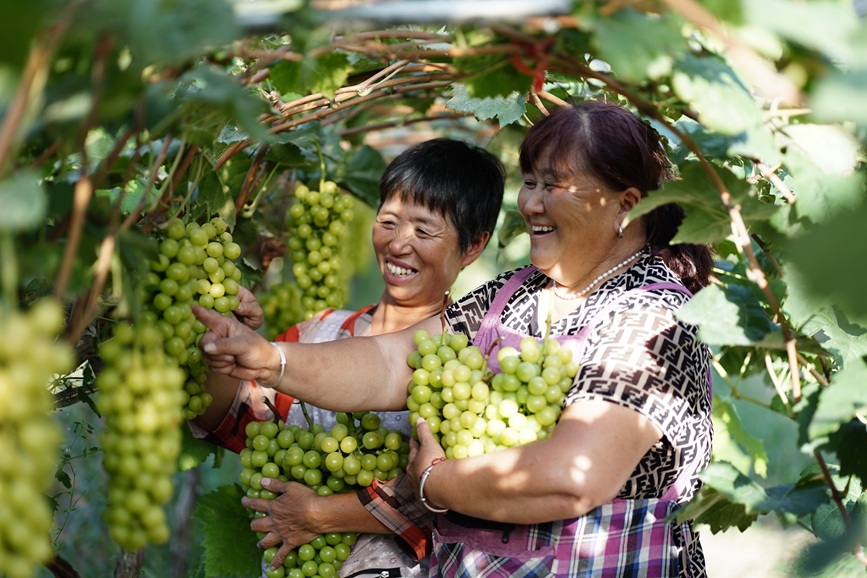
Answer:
[
  {"left": 519, "top": 187, "right": 544, "bottom": 215},
  {"left": 389, "top": 229, "right": 413, "bottom": 253}
]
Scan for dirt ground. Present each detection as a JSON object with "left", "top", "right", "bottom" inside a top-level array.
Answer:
[{"left": 701, "top": 520, "right": 813, "bottom": 577}]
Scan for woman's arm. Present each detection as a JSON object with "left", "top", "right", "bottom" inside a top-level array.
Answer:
[
  {"left": 406, "top": 399, "right": 663, "bottom": 524},
  {"left": 194, "top": 305, "right": 441, "bottom": 412}
]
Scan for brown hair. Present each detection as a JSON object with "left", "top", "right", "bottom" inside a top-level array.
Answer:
[{"left": 519, "top": 102, "right": 713, "bottom": 294}]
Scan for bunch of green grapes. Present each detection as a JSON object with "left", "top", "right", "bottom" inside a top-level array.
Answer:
[
  {"left": 259, "top": 281, "right": 304, "bottom": 341},
  {"left": 97, "top": 322, "right": 185, "bottom": 551},
  {"left": 0, "top": 300, "right": 72, "bottom": 578},
  {"left": 286, "top": 181, "right": 355, "bottom": 320},
  {"left": 143, "top": 216, "right": 243, "bottom": 419},
  {"left": 238, "top": 409, "right": 408, "bottom": 577},
  {"left": 406, "top": 330, "right": 579, "bottom": 458}
]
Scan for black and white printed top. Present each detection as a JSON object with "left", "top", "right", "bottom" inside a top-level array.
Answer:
[{"left": 445, "top": 251, "right": 713, "bottom": 502}]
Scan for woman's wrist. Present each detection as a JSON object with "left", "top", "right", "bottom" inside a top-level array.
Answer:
[
  {"left": 418, "top": 457, "right": 448, "bottom": 513},
  {"left": 257, "top": 342, "right": 286, "bottom": 388}
]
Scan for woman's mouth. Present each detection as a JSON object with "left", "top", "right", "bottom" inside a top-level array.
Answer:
[
  {"left": 531, "top": 225, "right": 555, "bottom": 234},
  {"left": 387, "top": 262, "right": 417, "bottom": 277}
]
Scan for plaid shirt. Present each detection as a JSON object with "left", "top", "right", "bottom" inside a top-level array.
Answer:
[{"left": 359, "top": 475, "right": 435, "bottom": 561}]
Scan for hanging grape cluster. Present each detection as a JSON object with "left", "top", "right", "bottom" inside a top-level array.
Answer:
[
  {"left": 286, "top": 181, "right": 354, "bottom": 321},
  {"left": 97, "top": 321, "right": 185, "bottom": 551},
  {"left": 406, "top": 330, "right": 579, "bottom": 458},
  {"left": 142, "top": 216, "right": 243, "bottom": 419},
  {"left": 0, "top": 300, "right": 72, "bottom": 578},
  {"left": 240, "top": 408, "right": 408, "bottom": 578},
  {"left": 259, "top": 282, "right": 304, "bottom": 341}
]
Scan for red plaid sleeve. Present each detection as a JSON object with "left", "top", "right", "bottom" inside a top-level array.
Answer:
[{"left": 357, "top": 475, "right": 434, "bottom": 561}]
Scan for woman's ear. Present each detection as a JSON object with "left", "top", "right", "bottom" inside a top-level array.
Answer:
[
  {"left": 618, "top": 187, "right": 643, "bottom": 214},
  {"left": 460, "top": 232, "right": 490, "bottom": 268}
]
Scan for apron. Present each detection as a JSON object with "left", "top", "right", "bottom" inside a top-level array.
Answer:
[{"left": 433, "top": 267, "right": 707, "bottom": 578}]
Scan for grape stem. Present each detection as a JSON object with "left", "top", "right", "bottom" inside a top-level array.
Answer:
[
  {"left": 314, "top": 140, "right": 326, "bottom": 193},
  {"left": 298, "top": 400, "right": 315, "bottom": 431},
  {"left": 0, "top": 232, "right": 16, "bottom": 303},
  {"left": 261, "top": 395, "right": 283, "bottom": 424},
  {"left": 439, "top": 290, "right": 450, "bottom": 346},
  {"left": 482, "top": 337, "right": 503, "bottom": 377}
]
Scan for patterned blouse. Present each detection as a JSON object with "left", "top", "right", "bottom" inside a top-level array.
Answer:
[{"left": 444, "top": 252, "right": 713, "bottom": 577}]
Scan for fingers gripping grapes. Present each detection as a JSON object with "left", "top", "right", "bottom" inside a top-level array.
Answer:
[
  {"left": 193, "top": 305, "right": 282, "bottom": 384},
  {"left": 234, "top": 285, "right": 265, "bottom": 330},
  {"left": 243, "top": 479, "right": 321, "bottom": 568}
]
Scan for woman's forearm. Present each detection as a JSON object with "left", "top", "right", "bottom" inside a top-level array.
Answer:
[
  {"left": 192, "top": 372, "right": 241, "bottom": 432},
  {"left": 269, "top": 318, "right": 440, "bottom": 412},
  {"left": 418, "top": 401, "right": 663, "bottom": 524},
  {"left": 314, "top": 492, "right": 392, "bottom": 534},
  {"left": 196, "top": 305, "right": 440, "bottom": 413}
]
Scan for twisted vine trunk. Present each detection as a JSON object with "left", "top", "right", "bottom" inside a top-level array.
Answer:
[
  {"left": 171, "top": 468, "right": 201, "bottom": 578},
  {"left": 114, "top": 549, "right": 143, "bottom": 578}
]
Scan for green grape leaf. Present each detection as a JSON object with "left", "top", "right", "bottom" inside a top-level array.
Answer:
[
  {"left": 54, "top": 467, "right": 72, "bottom": 490},
  {"left": 178, "top": 424, "right": 217, "bottom": 471},
  {"left": 217, "top": 124, "right": 251, "bottom": 145},
  {"left": 671, "top": 53, "right": 764, "bottom": 135},
  {"left": 808, "top": 357, "right": 867, "bottom": 440},
  {"left": 455, "top": 53, "right": 534, "bottom": 99},
  {"left": 269, "top": 52, "right": 352, "bottom": 100},
  {"left": 197, "top": 171, "right": 236, "bottom": 230},
  {"left": 810, "top": 68, "right": 867, "bottom": 125},
  {"left": 686, "top": 461, "right": 828, "bottom": 523},
  {"left": 675, "top": 284, "right": 778, "bottom": 346},
  {"left": 674, "top": 485, "right": 759, "bottom": 533},
  {"left": 273, "top": 122, "right": 326, "bottom": 162},
  {"left": 0, "top": 1, "right": 47, "bottom": 67},
  {"left": 826, "top": 420, "right": 867, "bottom": 488},
  {"left": 784, "top": 150, "right": 864, "bottom": 225},
  {"left": 698, "top": 461, "right": 769, "bottom": 513},
  {"left": 669, "top": 118, "right": 734, "bottom": 165},
  {"left": 786, "top": 202, "right": 867, "bottom": 324},
  {"left": 696, "top": 0, "right": 744, "bottom": 23},
  {"left": 128, "top": 0, "right": 241, "bottom": 66},
  {"left": 812, "top": 502, "right": 850, "bottom": 543},
  {"left": 445, "top": 84, "right": 526, "bottom": 127},
  {"left": 0, "top": 171, "right": 47, "bottom": 232},
  {"left": 745, "top": 0, "right": 861, "bottom": 63},
  {"left": 779, "top": 124, "right": 861, "bottom": 178},
  {"left": 588, "top": 8, "right": 687, "bottom": 83},
  {"left": 339, "top": 145, "right": 386, "bottom": 208},
  {"left": 711, "top": 398, "right": 769, "bottom": 478},
  {"left": 627, "top": 162, "right": 777, "bottom": 245},
  {"left": 177, "top": 67, "right": 270, "bottom": 141},
  {"left": 194, "top": 484, "right": 261, "bottom": 578}
]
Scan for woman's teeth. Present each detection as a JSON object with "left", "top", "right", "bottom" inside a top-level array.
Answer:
[
  {"left": 532, "top": 226, "right": 554, "bottom": 233},
  {"left": 387, "top": 263, "right": 416, "bottom": 277}
]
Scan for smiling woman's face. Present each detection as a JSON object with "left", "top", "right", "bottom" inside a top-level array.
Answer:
[
  {"left": 372, "top": 196, "right": 471, "bottom": 308},
  {"left": 517, "top": 151, "right": 621, "bottom": 285}
]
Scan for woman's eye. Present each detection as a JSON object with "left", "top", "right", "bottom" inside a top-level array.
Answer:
[
  {"left": 523, "top": 180, "right": 536, "bottom": 188},
  {"left": 416, "top": 228, "right": 429, "bottom": 237}
]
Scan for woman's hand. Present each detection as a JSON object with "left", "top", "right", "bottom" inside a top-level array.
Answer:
[
  {"left": 242, "top": 478, "right": 322, "bottom": 569},
  {"left": 193, "top": 305, "right": 282, "bottom": 385},
  {"left": 233, "top": 286, "right": 264, "bottom": 330},
  {"left": 406, "top": 418, "right": 446, "bottom": 500}
]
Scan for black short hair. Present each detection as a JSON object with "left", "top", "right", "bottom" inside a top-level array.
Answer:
[{"left": 379, "top": 139, "right": 505, "bottom": 254}]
